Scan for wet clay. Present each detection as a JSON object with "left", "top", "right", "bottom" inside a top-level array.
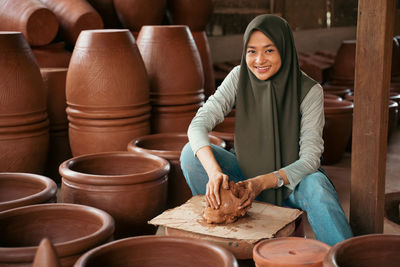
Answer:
[{"left": 203, "top": 181, "right": 250, "bottom": 224}]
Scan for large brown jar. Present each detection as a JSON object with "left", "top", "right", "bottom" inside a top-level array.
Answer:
[
  {"left": 0, "top": 203, "right": 114, "bottom": 267},
  {"left": 74, "top": 236, "right": 238, "bottom": 267},
  {"left": 127, "top": 133, "right": 226, "bottom": 208},
  {"left": 32, "top": 42, "right": 71, "bottom": 68},
  {"left": 167, "top": 0, "right": 214, "bottom": 31},
  {"left": 0, "top": 0, "right": 58, "bottom": 46},
  {"left": 60, "top": 152, "right": 169, "bottom": 239},
  {"left": 0, "top": 173, "right": 57, "bottom": 212},
  {"left": 66, "top": 29, "right": 151, "bottom": 156},
  {"left": 0, "top": 32, "right": 49, "bottom": 173},
  {"left": 86, "top": 0, "right": 122, "bottom": 29}
]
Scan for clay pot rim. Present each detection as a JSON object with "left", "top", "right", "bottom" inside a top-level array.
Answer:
[
  {"left": 323, "top": 234, "right": 400, "bottom": 266},
  {"left": 0, "top": 203, "right": 114, "bottom": 260},
  {"left": 127, "top": 133, "right": 226, "bottom": 159},
  {"left": 74, "top": 235, "right": 237, "bottom": 267},
  {"left": 389, "top": 100, "right": 398, "bottom": 108},
  {"left": 0, "top": 173, "right": 57, "bottom": 212},
  {"left": 324, "top": 99, "right": 354, "bottom": 114},
  {"left": 59, "top": 151, "right": 170, "bottom": 185},
  {"left": 253, "top": 237, "right": 331, "bottom": 266}
]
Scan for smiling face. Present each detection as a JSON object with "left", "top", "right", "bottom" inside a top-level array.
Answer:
[{"left": 245, "top": 30, "right": 282, "bottom": 81}]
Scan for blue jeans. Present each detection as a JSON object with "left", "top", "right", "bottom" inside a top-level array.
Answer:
[{"left": 180, "top": 143, "right": 353, "bottom": 246}]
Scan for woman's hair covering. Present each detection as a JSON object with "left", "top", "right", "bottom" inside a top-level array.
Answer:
[{"left": 234, "top": 14, "right": 317, "bottom": 205}]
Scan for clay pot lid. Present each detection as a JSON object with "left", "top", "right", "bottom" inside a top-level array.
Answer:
[{"left": 253, "top": 237, "right": 330, "bottom": 267}]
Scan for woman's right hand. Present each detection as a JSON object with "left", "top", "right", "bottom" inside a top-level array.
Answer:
[{"left": 206, "top": 170, "right": 229, "bottom": 210}]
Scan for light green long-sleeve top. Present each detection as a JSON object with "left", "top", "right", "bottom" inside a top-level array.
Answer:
[{"left": 188, "top": 66, "right": 325, "bottom": 190}]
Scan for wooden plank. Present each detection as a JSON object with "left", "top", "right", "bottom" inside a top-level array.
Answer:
[{"left": 350, "top": 0, "right": 395, "bottom": 235}]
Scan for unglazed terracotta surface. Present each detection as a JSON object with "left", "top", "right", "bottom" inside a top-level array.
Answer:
[
  {"left": 114, "top": 0, "right": 166, "bottom": 32},
  {"left": 323, "top": 234, "right": 400, "bottom": 267},
  {"left": 127, "top": 133, "right": 225, "bottom": 208},
  {"left": 40, "top": 0, "right": 104, "bottom": 45},
  {"left": 0, "top": 32, "right": 49, "bottom": 173},
  {"left": 33, "top": 42, "right": 71, "bottom": 68},
  {"left": 0, "top": 203, "right": 114, "bottom": 267},
  {"left": 60, "top": 152, "right": 169, "bottom": 238},
  {"left": 203, "top": 181, "right": 249, "bottom": 224},
  {"left": 253, "top": 237, "right": 330, "bottom": 267},
  {"left": 33, "top": 238, "right": 61, "bottom": 267},
  {"left": 322, "top": 99, "right": 353, "bottom": 164},
  {"left": 168, "top": 0, "right": 213, "bottom": 31},
  {"left": 74, "top": 236, "right": 238, "bottom": 267},
  {"left": 0, "top": 173, "right": 57, "bottom": 212},
  {"left": 66, "top": 29, "right": 151, "bottom": 156},
  {"left": 0, "top": 0, "right": 58, "bottom": 46}
]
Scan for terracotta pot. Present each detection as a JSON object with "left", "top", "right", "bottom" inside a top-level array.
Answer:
[
  {"left": 193, "top": 31, "right": 216, "bottom": 100},
  {"left": 0, "top": 203, "right": 114, "bottom": 267},
  {"left": 384, "top": 192, "right": 400, "bottom": 231},
  {"left": 253, "top": 237, "right": 330, "bottom": 267},
  {"left": 86, "top": 0, "right": 122, "bottom": 29},
  {"left": 114, "top": 0, "right": 167, "bottom": 32},
  {"left": 66, "top": 29, "right": 151, "bottom": 156},
  {"left": 322, "top": 99, "right": 353, "bottom": 165},
  {"left": 0, "top": 173, "right": 57, "bottom": 212},
  {"left": 137, "top": 25, "right": 204, "bottom": 106},
  {"left": 32, "top": 42, "right": 71, "bottom": 68},
  {"left": 323, "top": 234, "right": 400, "bottom": 267},
  {"left": 0, "top": 32, "right": 49, "bottom": 173},
  {"left": 167, "top": 0, "right": 213, "bottom": 31},
  {"left": 127, "top": 133, "right": 226, "bottom": 208},
  {"left": 60, "top": 152, "right": 169, "bottom": 238},
  {"left": 324, "top": 93, "right": 343, "bottom": 101},
  {"left": 74, "top": 235, "right": 238, "bottom": 267},
  {"left": 151, "top": 103, "right": 202, "bottom": 133},
  {"left": 322, "top": 83, "right": 352, "bottom": 98},
  {"left": 40, "top": 0, "right": 104, "bottom": 45},
  {"left": 0, "top": 0, "right": 58, "bottom": 46},
  {"left": 33, "top": 238, "right": 61, "bottom": 267},
  {"left": 331, "top": 40, "right": 356, "bottom": 83},
  {"left": 41, "top": 68, "right": 72, "bottom": 183},
  {"left": 211, "top": 116, "right": 235, "bottom": 151}
]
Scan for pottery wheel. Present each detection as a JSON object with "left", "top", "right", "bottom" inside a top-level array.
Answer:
[{"left": 149, "top": 195, "right": 303, "bottom": 259}]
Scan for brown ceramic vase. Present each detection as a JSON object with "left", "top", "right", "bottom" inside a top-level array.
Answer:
[
  {"left": 40, "top": 0, "right": 104, "bottom": 45},
  {"left": 127, "top": 133, "right": 226, "bottom": 208},
  {"left": 0, "top": 173, "right": 57, "bottom": 212},
  {"left": 0, "top": 0, "right": 58, "bottom": 46},
  {"left": 167, "top": 0, "right": 214, "bottom": 31},
  {"left": 74, "top": 235, "right": 238, "bottom": 267},
  {"left": 66, "top": 29, "right": 151, "bottom": 156},
  {"left": 60, "top": 152, "right": 169, "bottom": 239},
  {"left": 0, "top": 203, "right": 114, "bottom": 267},
  {"left": 384, "top": 192, "right": 400, "bottom": 232},
  {"left": 323, "top": 234, "right": 400, "bottom": 267},
  {"left": 322, "top": 99, "right": 353, "bottom": 165},
  {"left": 32, "top": 42, "right": 71, "bottom": 68},
  {"left": 253, "top": 237, "right": 330, "bottom": 267},
  {"left": 86, "top": 0, "right": 122, "bottom": 29},
  {"left": 113, "top": 0, "right": 167, "bottom": 32},
  {"left": 211, "top": 116, "right": 235, "bottom": 151},
  {"left": 41, "top": 68, "right": 72, "bottom": 183},
  {"left": 193, "top": 31, "right": 216, "bottom": 100},
  {"left": 0, "top": 32, "right": 49, "bottom": 173}
]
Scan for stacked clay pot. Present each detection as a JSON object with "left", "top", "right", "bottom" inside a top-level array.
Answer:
[
  {"left": 0, "top": 173, "right": 57, "bottom": 212},
  {"left": 253, "top": 237, "right": 330, "bottom": 267},
  {"left": 0, "top": 203, "right": 114, "bottom": 267},
  {"left": 322, "top": 99, "right": 354, "bottom": 165},
  {"left": 323, "top": 234, "right": 400, "bottom": 267},
  {"left": 137, "top": 25, "right": 205, "bottom": 133},
  {"left": 60, "top": 152, "right": 169, "bottom": 239},
  {"left": 127, "top": 133, "right": 226, "bottom": 208},
  {"left": 0, "top": 0, "right": 58, "bottom": 46},
  {"left": 32, "top": 42, "right": 72, "bottom": 68},
  {"left": 75, "top": 236, "right": 238, "bottom": 267},
  {"left": 0, "top": 32, "right": 49, "bottom": 173},
  {"left": 41, "top": 68, "right": 72, "bottom": 183},
  {"left": 40, "top": 0, "right": 104, "bottom": 46},
  {"left": 114, "top": 0, "right": 167, "bottom": 36},
  {"left": 66, "top": 29, "right": 151, "bottom": 156}
]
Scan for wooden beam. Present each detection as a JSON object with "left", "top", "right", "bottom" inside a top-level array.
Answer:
[{"left": 350, "top": 0, "right": 395, "bottom": 235}]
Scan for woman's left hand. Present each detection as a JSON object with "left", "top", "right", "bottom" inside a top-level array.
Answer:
[{"left": 237, "top": 176, "right": 267, "bottom": 210}]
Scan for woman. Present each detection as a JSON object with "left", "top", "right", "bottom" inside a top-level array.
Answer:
[{"left": 180, "top": 14, "right": 353, "bottom": 246}]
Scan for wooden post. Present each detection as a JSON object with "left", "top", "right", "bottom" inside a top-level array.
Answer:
[{"left": 350, "top": 0, "right": 395, "bottom": 235}]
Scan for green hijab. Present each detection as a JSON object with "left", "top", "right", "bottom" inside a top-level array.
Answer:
[{"left": 234, "top": 14, "right": 317, "bottom": 205}]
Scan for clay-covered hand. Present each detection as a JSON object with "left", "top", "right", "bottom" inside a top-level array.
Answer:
[
  {"left": 206, "top": 169, "right": 229, "bottom": 209},
  {"left": 237, "top": 175, "right": 268, "bottom": 210}
]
